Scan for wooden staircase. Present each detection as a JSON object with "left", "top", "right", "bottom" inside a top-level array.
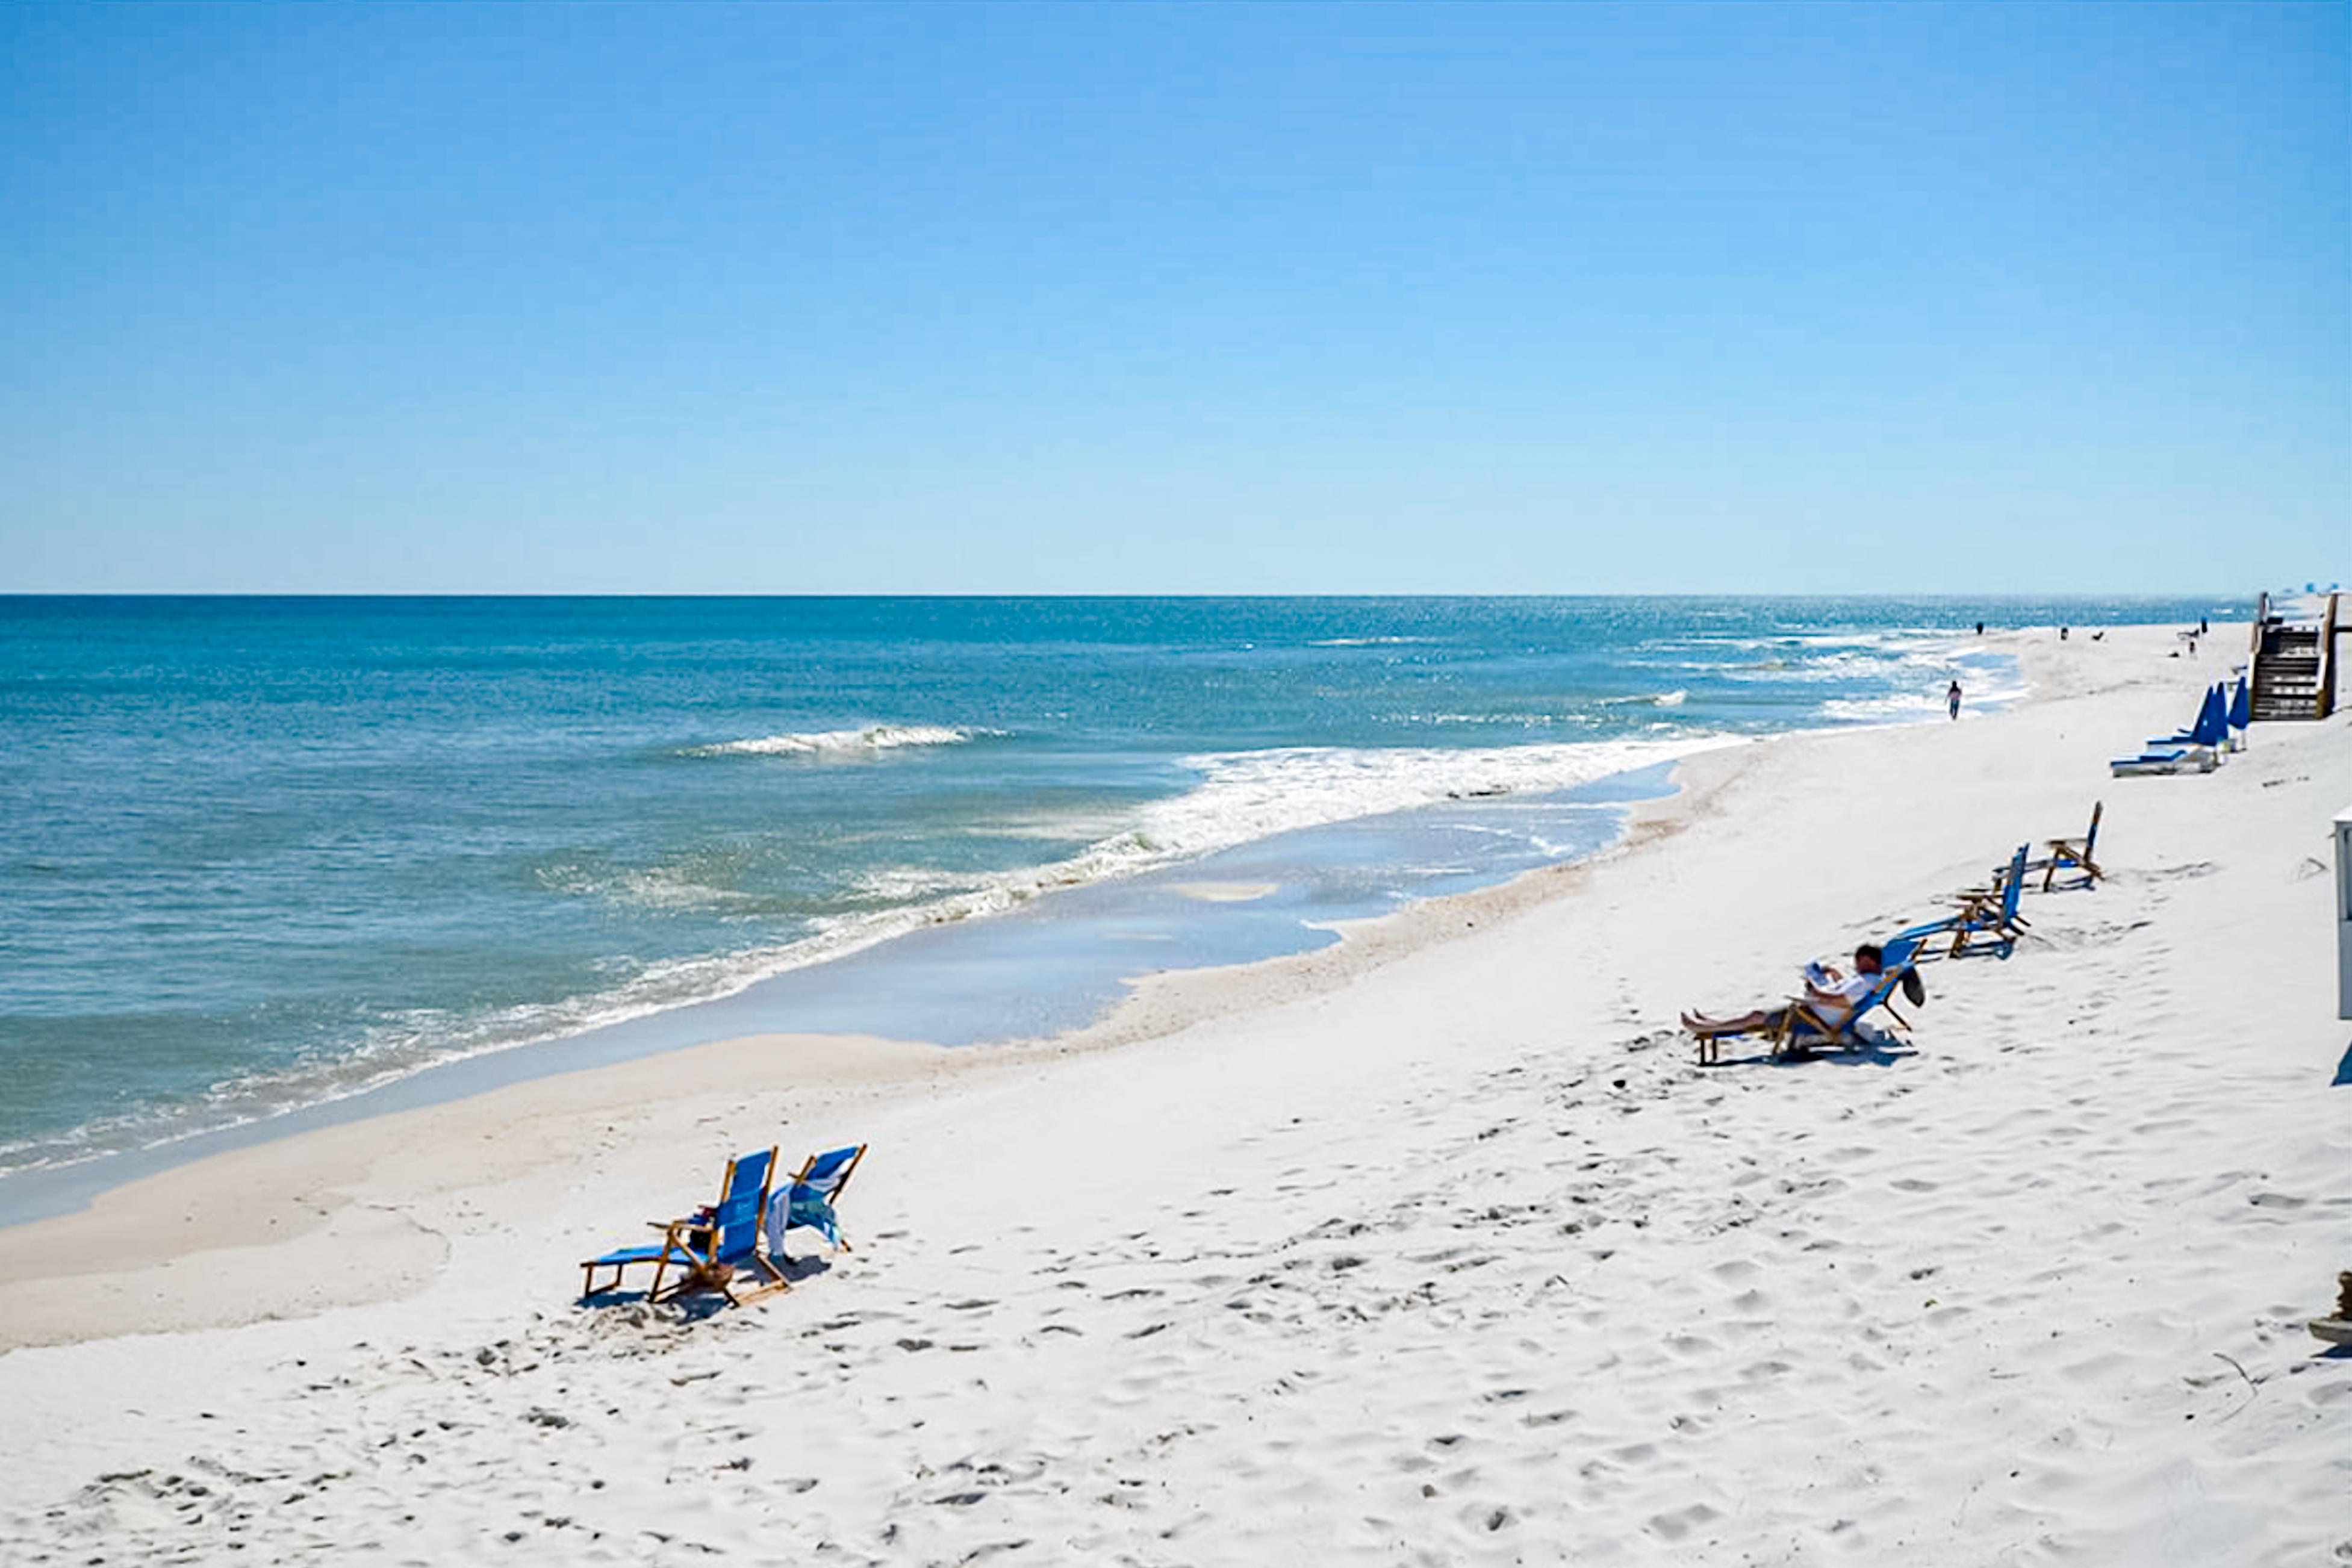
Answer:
[{"left": 2248, "top": 592, "right": 2339, "bottom": 721}]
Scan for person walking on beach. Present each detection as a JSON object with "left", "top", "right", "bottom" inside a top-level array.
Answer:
[{"left": 1947, "top": 680, "right": 1962, "bottom": 720}]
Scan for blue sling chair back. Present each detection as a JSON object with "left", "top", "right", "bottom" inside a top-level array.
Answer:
[
  {"left": 767, "top": 1143, "right": 868, "bottom": 1262},
  {"left": 581, "top": 1146, "right": 789, "bottom": 1306},
  {"left": 2148, "top": 684, "right": 2227, "bottom": 748}
]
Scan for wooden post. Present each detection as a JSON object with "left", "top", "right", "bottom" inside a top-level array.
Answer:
[{"left": 2321, "top": 593, "right": 2339, "bottom": 720}]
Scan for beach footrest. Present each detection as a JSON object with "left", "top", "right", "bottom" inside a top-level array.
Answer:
[{"left": 2110, "top": 749, "right": 2217, "bottom": 777}]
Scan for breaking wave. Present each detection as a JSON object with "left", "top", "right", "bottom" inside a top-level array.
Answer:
[{"left": 682, "top": 724, "right": 997, "bottom": 758}]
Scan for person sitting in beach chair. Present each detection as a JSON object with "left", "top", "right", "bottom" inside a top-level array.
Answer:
[
  {"left": 1684, "top": 939, "right": 1924, "bottom": 1065},
  {"left": 1682, "top": 944, "right": 1887, "bottom": 1046}
]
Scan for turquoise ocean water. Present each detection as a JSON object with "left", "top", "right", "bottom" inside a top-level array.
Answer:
[{"left": 0, "top": 595, "right": 2236, "bottom": 1193}]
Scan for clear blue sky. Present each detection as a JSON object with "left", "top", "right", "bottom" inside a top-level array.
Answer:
[{"left": 2, "top": 2, "right": 2344, "bottom": 594}]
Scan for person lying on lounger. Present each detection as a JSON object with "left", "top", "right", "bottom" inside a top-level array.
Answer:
[{"left": 1680, "top": 944, "right": 1884, "bottom": 1039}]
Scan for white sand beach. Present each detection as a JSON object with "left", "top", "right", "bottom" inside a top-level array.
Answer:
[{"left": 1, "top": 624, "right": 2345, "bottom": 1565}]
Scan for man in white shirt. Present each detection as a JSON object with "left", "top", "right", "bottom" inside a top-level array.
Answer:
[{"left": 1681, "top": 944, "right": 1886, "bottom": 1041}]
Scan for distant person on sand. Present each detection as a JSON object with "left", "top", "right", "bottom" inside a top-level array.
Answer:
[
  {"left": 1681, "top": 945, "right": 1884, "bottom": 1041},
  {"left": 1947, "top": 680, "right": 1962, "bottom": 720},
  {"left": 2059, "top": 626, "right": 2069, "bottom": 641},
  {"left": 1974, "top": 621, "right": 1984, "bottom": 636}
]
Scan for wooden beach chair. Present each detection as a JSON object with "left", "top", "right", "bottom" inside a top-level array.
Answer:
[
  {"left": 1899, "top": 845, "right": 2030, "bottom": 957},
  {"left": 1691, "top": 938, "right": 1920, "bottom": 1066},
  {"left": 580, "top": 1146, "right": 787, "bottom": 1305},
  {"left": 766, "top": 1143, "right": 867, "bottom": 1262},
  {"left": 2028, "top": 801, "right": 2103, "bottom": 891},
  {"left": 1766, "top": 936, "right": 1922, "bottom": 1060}
]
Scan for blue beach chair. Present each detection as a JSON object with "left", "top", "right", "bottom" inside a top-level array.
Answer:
[
  {"left": 580, "top": 1146, "right": 786, "bottom": 1305},
  {"left": 1766, "top": 935, "right": 1923, "bottom": 1059},
  {"left": 2110, "top": 744, "right": 2217, "bottom": 777},
  {"left": 2114, "top": 686, "right": 2227, "bottom": 776},
  {"left": 766, "top": 1144, "right": 867, "bottom": 1262},
  {"left": 1899, "top": 844, "right": 2031, "bottom": 957},
  {"left": 2026, "top": 801, "right": 2103, "bottom": 891},
  {"left": 1691, "top": 936, "right": 1922, "bottom": 1065}
]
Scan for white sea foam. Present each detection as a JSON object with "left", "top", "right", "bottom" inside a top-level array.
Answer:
[
  {"left": 1814, "top": 638, "right": 2029, "bottom": 721},
  {"left": 1393, "top": 711, "right": 1588, "bottom": 729},
  {"left": 1130, "top": 741, "right": 1678, "bottom": 864},
  {"left": 1819, "top": 691, "right": 1948, "bottom": 721},
  {"left": 759, "top": 734, "right": 1747, "bottom": 978},
  {"left": 537, "top": 862, "right": 765, "bottom": 914},
  {"left": 683, "top": 724, "right": 994, "bottom": 758},
  {"left": 847, "top": 865, "right": 993, "bottom": 903}
]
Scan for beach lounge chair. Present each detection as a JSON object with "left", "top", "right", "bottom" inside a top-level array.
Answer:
[
  {"left": 2027, "top": 801, "right": 2103, "bottom": 891},
  {"left": 2114, "top": 686, "right": 2226, "bottom": 776},
  {"left": 1692, "top": 936, "right": 1921, "bottom": 1066},
  {"left": 580, "top": 1146, "right": 786, "bottom": 1305},
  {"left": 2110, "top": 745, "right": 2218, "bottom": 777},
  {"left": 1898, "top": 845, "right": 2031, "bottom": 957},
  {"left": 1766, "top": 936, "right": 1923, "bottom": 1059},
  {"left": 766, "top": 1143, "right": 867, "bottom": 1261}
]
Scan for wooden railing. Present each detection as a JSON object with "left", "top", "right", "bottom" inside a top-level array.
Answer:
[{"left": 2321, "top": 592, "right": 2341, "bottom": 720}]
